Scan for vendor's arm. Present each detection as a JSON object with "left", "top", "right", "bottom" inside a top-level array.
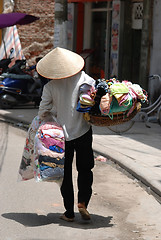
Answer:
[{"left": 38, "top": 83, "right": 53, "bottom": 120}]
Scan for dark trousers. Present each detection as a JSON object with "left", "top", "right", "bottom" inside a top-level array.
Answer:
[{"left": 60, "top": 128, "right": 94, "bottom": 218}]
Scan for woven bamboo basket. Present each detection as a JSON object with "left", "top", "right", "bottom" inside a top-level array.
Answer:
[{"left": 84, "top": 102, "right": 141, "bottom": 127}]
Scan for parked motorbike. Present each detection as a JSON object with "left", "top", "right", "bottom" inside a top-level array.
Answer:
[
  {"left": 0, "top": 48, "right": 14, "bottom": 74},
  {"left": 0, "top": 58, "right": 48, "bottom": 109}
]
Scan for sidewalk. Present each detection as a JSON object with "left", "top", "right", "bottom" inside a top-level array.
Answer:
[{"left": 0, "top": 106, "right": 161, "bottom": 198}]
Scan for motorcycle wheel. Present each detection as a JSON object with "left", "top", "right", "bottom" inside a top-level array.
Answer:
[
  {"left": 157, "top": 106, "right": 161, "bottom": 126},
  {"left": 0, "top": 94, "right": 14, "bottom": 109}
]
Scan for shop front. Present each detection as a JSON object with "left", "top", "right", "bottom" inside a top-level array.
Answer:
[{"left": 68, "top": 0, "right": 122, "bottom": 80}]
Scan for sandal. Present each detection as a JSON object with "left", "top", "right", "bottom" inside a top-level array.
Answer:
[
  {"left": 78, "top": 203, "right": 91, "bottom": 220},
  {"left": 60, "top": 214, "right": 74, "bottom": 222}
]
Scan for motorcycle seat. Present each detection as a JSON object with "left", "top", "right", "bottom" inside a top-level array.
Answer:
[{"left": 1, "top": 73, "right": 33, "bottom": 80}]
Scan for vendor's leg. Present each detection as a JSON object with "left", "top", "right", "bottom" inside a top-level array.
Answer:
[
  {"left": 60, "top": 140, "right": 75, "bottom": 218},
  {"left": 75, "top": 128, "right": 94, "bottom": 208}
]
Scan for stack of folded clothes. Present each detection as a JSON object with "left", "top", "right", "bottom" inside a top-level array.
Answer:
[
  {"left": 34, "top": 121, "right": 65, "bottom": 182},
  {"left": 76, "top": 83, "right": 96, "bottom": 112}
]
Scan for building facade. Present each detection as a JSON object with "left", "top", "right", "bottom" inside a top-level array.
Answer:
[
  {"left": 67, "top": 0, "right": 146, "bottom": 83},
  {"left": 14, "top": 0, "right": 54, "bottom": 65},
  {"left": 1, "top": 0, "right": 160, "bottom": 92},
  {"left": 67, "top": 0, "right": 159, "bottom": 92}
]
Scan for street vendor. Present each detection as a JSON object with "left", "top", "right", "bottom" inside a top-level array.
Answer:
[{"left": 36, "top": 47, "right": 95, "bottom": 222}]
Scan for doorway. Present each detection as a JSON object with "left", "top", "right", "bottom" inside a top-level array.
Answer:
[{"left": 83, "top": 1, "right": 112, "bottom": 79}]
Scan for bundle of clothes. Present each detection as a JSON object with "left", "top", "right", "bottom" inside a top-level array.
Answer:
[
  {"left": 34, "top": 121, "right": 64, "bottom": 182},
  {"left": 19, "top": 116, "right": 64, "bottom": 184},
  {"left": 77, "top": 78, "right": 148, "bottom": 120}
]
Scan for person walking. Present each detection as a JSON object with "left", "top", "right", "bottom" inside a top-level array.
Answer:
[{"left": 36, "top": 47, "right": 95, "bottom": 222}]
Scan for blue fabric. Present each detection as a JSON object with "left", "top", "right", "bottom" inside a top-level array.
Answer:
[
  {"left": 49, "top": 145, "right": 64, "bottom": 153},
  {"left": 76, "top": 101, "right": 92, "bottom": 112}
]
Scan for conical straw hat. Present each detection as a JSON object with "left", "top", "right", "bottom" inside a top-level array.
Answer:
[{"left": 36, "top": 47, "right": 85, "bottom": 79}]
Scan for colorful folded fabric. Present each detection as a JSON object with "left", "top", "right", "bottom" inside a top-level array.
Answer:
[
  {"left": 40, "top": 128, "right": 64, "bottom": 140},
  {"left": 79, "top": 93, "right": 95, "bottom": 106},
  {"left": 39, "top": 155, "right": 64, "bottom": 165},
  {"left": 79, "top": 83, "right": 92, "bottom": 93},
  {"left": 100, "top": 93, "right": 112, "bottom": 115},
  {"left": 76, "top": 101, "right": 92, "bottom": 112},
  {"left": 34, "top": 121, "right": 65, "bottom": 182},
  {"left": 109, "top": 95, "right": 133, "bottom": 114},
  {"left": 110, "top": 82, "right": 129, "bottom": 97},
  {"left": 41, "top": 137, "right": 65, "bottom": 149},
  {"left": 49, "top": 145, "right": 64, "bottom": 153}
]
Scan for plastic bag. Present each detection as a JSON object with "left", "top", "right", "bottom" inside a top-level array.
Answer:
[{"left": 18, "top": 116, "right": 43, "bottom": 181}]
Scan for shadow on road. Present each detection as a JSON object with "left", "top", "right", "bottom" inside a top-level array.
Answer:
[{"left": 2, "top": 212, "right": 113, "bottom": 229}]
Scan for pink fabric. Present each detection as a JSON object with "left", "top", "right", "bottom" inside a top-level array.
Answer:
[
  {"left": 39, "top": 128, "right": 64, "bottom": 140},
  {"left": 119, "top": 93, "right": 130, "bottom": 106},
  {"left": 41, "top": 137, "right": 65, "bottom": 149},
  {"left": 39, "top": 122, "right": 62, "bottom": 131},
  {"left": 35, "top": 138, "right": 64, "bottom": 159}
]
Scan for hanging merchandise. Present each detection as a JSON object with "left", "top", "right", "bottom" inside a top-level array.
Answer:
[
  {"left": 99, "top": 92, "right": 112, "bottom": 116},
  {"left": 76, "top": 83, "right": 96, "bottom": 112},
  {"left": 77, "top": 78, "right": 148, "bottom": 126},
  {"left": 0, "top": 25, "right": 25, "bottom": 66}
]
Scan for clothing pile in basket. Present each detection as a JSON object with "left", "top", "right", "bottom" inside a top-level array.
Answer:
[{"left": 76, "top": 78, "right": 148, "bottom": 119}]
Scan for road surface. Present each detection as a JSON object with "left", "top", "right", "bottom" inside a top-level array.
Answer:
[{"left": 0, "top": 121, "right": 161, "bottom": 240}]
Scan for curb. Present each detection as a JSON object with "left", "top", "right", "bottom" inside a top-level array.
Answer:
[
  {"left": 0, "top": 115, "right": 29, "bottom": 130},
  {"left": 93, "top": 147, "right": 161, "bottom": 202}
]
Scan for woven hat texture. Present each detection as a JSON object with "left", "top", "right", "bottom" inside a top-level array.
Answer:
[{"left": 36, "top": 47, "right": 84, "bottom": 79}]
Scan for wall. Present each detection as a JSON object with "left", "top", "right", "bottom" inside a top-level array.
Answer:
[
  {"left": 150, "top": 0, "right": 161, "bottom": 76},
  {"left": 119, "top": 0, "right": 133, "bottom": 81},
  {"left": 148, "top": 0, "right": 161, "bottom": 102},
  {"left": 14, "top": 0, "right": 54, "bottom": 65}
]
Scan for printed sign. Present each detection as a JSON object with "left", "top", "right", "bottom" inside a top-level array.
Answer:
[{"left": 110, "top": 0, "right": 120, "bottom": 77}]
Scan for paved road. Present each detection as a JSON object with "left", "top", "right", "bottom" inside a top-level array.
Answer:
[
  {"left": 0, "top": 122, "right": 161, "bottom": 240},
  {"left": 0, "top": 107, "right": 161, "bottom": 199}
]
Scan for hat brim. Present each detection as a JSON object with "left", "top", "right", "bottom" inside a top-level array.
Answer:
[{"left": 36, "top": 47, "right": 85, "bottom": 79}]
